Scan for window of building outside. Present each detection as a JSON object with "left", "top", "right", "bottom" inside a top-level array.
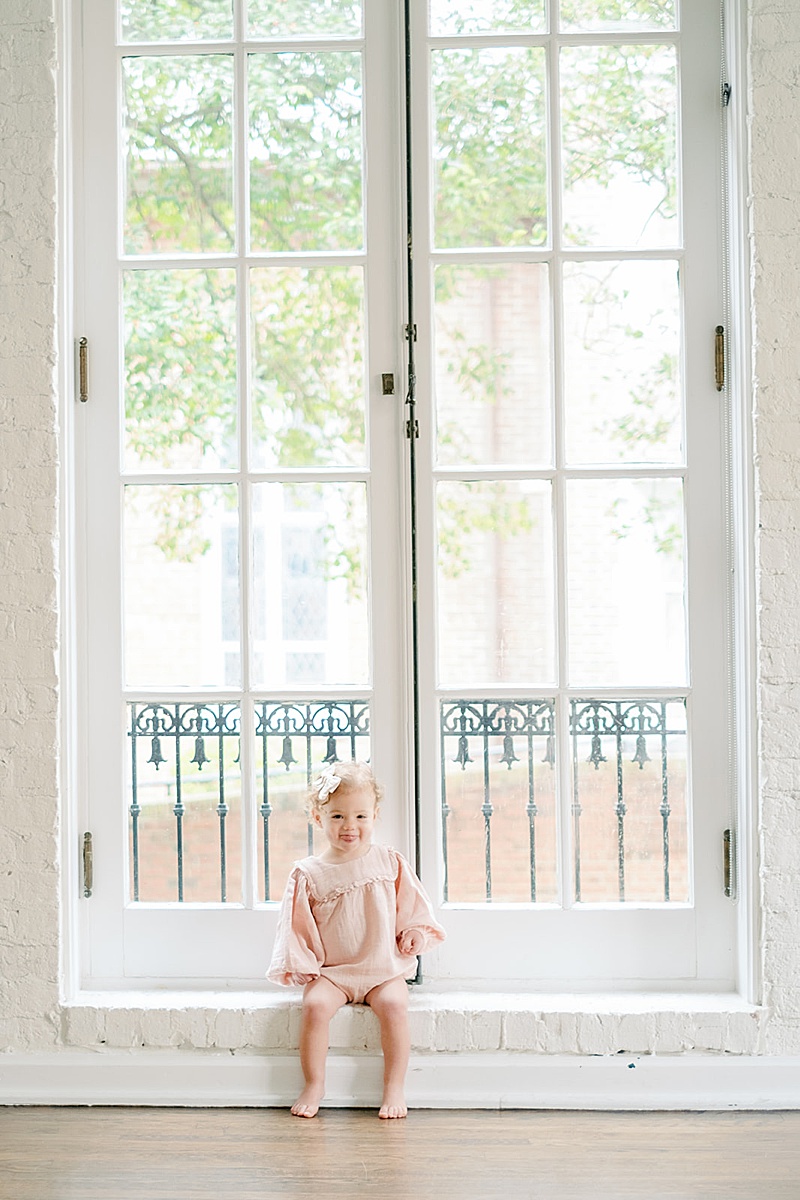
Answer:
[{"left": 74, "top": 0, "right": 737, "bottom": 989}]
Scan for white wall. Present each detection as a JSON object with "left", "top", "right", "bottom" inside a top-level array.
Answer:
[
  {"left": 749, "top": 0, "right": 800, "bottom": 1056},
  {"left": 0, "top": 0, "right": 61, "bottom": 1051},
  {"left": 1, "top": 0, "right": 799, "bottom": 1067}
]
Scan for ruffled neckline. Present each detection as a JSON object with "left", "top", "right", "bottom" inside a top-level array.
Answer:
[{"left": 295, "top": 844, "right": 397, "bottom": 902}]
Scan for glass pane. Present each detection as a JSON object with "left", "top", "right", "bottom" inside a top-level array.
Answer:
[
  {"left": 255, "top": 700, "right": 371, "bottom": 902},
  {"left": 252, "top": 483, "right": 369, "bottom": 688},
  {"left": 440, "top": 699, "right": 557, "bottom": 904},
  {"left": 124, "top": 269, "right": 237, "bottom": 471},
  {"left": 560, "top": 0, "right": 675, "bottom": 31},
  {"left": 561, "top": 45, "right": 678, "bottom": 249},
  {"left": 435, "top": 264, "right": 552, "bottom": 468},
  {"left": 121, "top": 0, "right": 233, "bottom": 41},
  {"left": 566, "top": 478, "right": 686, "bottom": 686},
  {"left": 430, "top": 0, "right": 545, "bottom": 35},
  {"left": 570, "top": 699, "right": 688, "bottom": 903},
  {"left": 124, "top": 484, "right": 240, "bottom": 688},
  {"left": 249, "top": 53, "right": 363, "bottom": 252},
  {"left": 563, "top": 260, "right": 682, "bottom": 466},
  {"left": 250, "top": 266, "right": 365, "bottom": 468},
  {"left": 123, "top": 56, "right": 234, "bottom": 254},
  {"left": 248, "top": 0, "right": 361, "bottom": 37},
  {"left": 433, "top": 48, "right": 547, "bottom": 249},
  {"left": 437, "top": 481, "right": 555, "bottom": 686},
  {"left": 127, "top": 702, "right": 242, "bottom": 903}
]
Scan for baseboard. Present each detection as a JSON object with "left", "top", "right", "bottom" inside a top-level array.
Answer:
[{"left": 1, "top": 1051, "right": 799, "bottom": 1109}]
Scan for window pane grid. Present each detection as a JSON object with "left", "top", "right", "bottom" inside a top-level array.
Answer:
[
  {"left": 119, "top": 0, "right": 373, "bottom": 908},
  {"left": 427, "top": 2, "right": 689, "bottom": 908}
]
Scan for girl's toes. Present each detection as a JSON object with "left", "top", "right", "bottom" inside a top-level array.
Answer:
[
  {"left": 291, "top": 1102, "right": 319, "bottom": 1118},
  {"left": 378, "top": 1103, "right": 407, "bottom": 1119}
]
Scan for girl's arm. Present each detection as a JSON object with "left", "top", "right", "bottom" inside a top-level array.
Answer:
[
  {"left": 267, "top": 868, "right": 325, "bottom": 986},
  {"left": 393, "top": 851, "right": 447, "bottom": 955}
]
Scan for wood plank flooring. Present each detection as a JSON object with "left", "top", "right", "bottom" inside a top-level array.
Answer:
[{"left": 1, "top": 1107, "right": 799, "bottom": 1200}]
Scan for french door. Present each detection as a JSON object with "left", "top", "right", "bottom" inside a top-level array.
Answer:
[{"left": 76, "top": 0, "right": 736, "bottom": 988}]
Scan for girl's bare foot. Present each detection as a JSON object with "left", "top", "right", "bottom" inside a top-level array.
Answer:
[
  {"left": 291, "top": 1083, "right": 325, "bottom": 1118},
  {"left": 378, "top": 1086, "right": 407, "bottom": 1119}
]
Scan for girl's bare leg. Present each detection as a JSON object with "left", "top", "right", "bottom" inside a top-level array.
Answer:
[
  {"left": 365, "top": 976, "right": 410, "bottom": 1119},
  {"left": 293, "top": 976, "right": 348, "bottom": 1118}
]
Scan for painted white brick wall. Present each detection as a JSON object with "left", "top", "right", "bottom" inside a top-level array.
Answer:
[
  {"left": 750, "top": 0, "right": 800, "bottom": 1056},
  {"left": 0, "top": 0, "right": 797, "bottom": 1062},
  {"left": 0, "top": 0, "right": 61, "bottom": 1053}
]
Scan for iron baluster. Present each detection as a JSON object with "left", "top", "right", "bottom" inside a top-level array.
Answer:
[
  {"left": 217, "top": 704, "right": 228, "bottom": 904},
  {"left": 130, "top": 703, "right": 140, "bottom": 903},
  {"left": 439, "top": 711, "right": 450, "bottom": 903},
  {"left": 260, "top": 702, "right": 272, "bottom": 901},
  {"left": 615, "top": 703, "right": 626, "bottom": 902},
  {"left": 526, "top": 706, "right": 537, "bottom": 903},
  {"left": 174, "top": 703, "right": 184, "bottom": 903},
  {"left": 481, "top": 701, "right": 493, "bottom": 901},
  {"left": 305, "top": 705, "right": 314, "bottom": 856},
  {"left": 660, "top": 701, "right": 671, "bottom": 902},
  {"left": 571, "top": 700, "right": 582, "bottom": 903}
]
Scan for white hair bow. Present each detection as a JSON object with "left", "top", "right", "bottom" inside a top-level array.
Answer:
[{"left": 312, "top": 770, "right": 341, "bottom": 802}]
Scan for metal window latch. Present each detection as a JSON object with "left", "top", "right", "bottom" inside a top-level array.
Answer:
[
  {"left": 406, "top": 418, "right": 419, "bottom": 439},
  {"left": 714, "top": 325, "right": 725, "bottom": 392},
  {"left": 77, "top": 337, "right": 89, "bottom": 403},
  {"left": 381, "top": 372, "right": 395, "bottom": 395},
  {"left": 82, "top": 831, "right": 93, "bottom": 897}
]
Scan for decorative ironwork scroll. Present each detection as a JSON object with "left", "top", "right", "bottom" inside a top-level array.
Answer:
[
  {"left": 128, "top": 702, "right": 240, "bottom": 903},
  {"left": 255, "top": 700, "right": 370, "bottom": 899},
  {"left": 570, "top": 699, "right": 687, "bottom": 903},
  {"left": 440, "top": 699, "right": 555, "bottom": 902}
]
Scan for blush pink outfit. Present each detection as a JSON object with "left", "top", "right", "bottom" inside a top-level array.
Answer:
[{"left": 267, "top": 843, "right": 446, "bottom": 1003}]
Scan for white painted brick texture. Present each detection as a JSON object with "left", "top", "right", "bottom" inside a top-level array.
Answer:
[
  {"left": 0, "top": 0, "right": 61, "bottom": 1053},
  {"left": 0, "top": 0, "right": 797, "bottom": 1062},
  {"left": 750, "top": 0, "right": 800, "bottom": 1055}
]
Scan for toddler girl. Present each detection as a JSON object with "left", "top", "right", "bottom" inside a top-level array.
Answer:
[{"left": 268, "top": 761, "right": 446, "bottom": 1119}]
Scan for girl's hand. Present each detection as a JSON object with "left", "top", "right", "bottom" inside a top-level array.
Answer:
[{"left": 398, "top": 929, "right": 424, "bottom": 956}]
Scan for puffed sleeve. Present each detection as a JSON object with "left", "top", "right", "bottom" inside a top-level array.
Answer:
[
  {"left": 392, "top": 851, "right": 446, "bottom": 952},
  {"left": 267, "top": 867, "right": 325, "bottom": 987}
]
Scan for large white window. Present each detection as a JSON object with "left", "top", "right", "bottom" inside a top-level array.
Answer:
[{"left": 74, "top": 0, "right": 737, "bottom": 989}]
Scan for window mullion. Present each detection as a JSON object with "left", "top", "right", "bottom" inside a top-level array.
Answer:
[
  {"left": 548, "top": 18, "right": 573, "bottom": 908},
  {"left": 234, "top": 9, "right": 256, "bottom": 907}
]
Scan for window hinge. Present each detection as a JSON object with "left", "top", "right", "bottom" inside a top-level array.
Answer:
[
  {"left": 82, "top": 831, "right": 93, "bottom": 897},
  {"left": 76, "top": 336, "right": 89, "bottom": 402},
  {"left": 405, "top": 323, "right": 417, "bottom": 343},
  {"left": 714, "top": 325, "right": 725, "bottom": 392},
  {"left": 723, "top": 827, "right": 734, "bottom": 898}
]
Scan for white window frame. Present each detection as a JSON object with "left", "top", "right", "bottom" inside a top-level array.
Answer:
[
  {"left": 411, "top": 0, "right": 738, "bottom": 987},
  {"left": 74, "top": 0, "right": 410, "bottom": 984},
  {"left": 65, "top": 0, "right": 752, "bottom": 994}
]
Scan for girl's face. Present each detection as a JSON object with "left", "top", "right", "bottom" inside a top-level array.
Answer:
[{"left": 314, "top": 784, "right": 377, "bottom": 861}]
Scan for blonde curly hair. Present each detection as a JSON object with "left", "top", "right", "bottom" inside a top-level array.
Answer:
[{"left": 308, "top": 760, "right": 383, "bottom": 816}]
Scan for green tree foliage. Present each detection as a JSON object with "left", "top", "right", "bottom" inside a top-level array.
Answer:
[{"left": 123, "top": 0, "right": 680, "bottom": 574}]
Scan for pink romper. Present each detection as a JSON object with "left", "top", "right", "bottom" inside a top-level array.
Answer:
[{"left": 267, "top": 844, "right": 446, "bottom": 1003}]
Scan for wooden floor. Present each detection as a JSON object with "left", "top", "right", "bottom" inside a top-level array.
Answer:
[{"left": 1, "top": 1107, "right": 799, "bottom": 1200}]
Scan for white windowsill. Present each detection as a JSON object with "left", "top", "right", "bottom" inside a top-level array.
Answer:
[{"left": 66, "top": 988, "right": 758, "bottom": 1014}]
